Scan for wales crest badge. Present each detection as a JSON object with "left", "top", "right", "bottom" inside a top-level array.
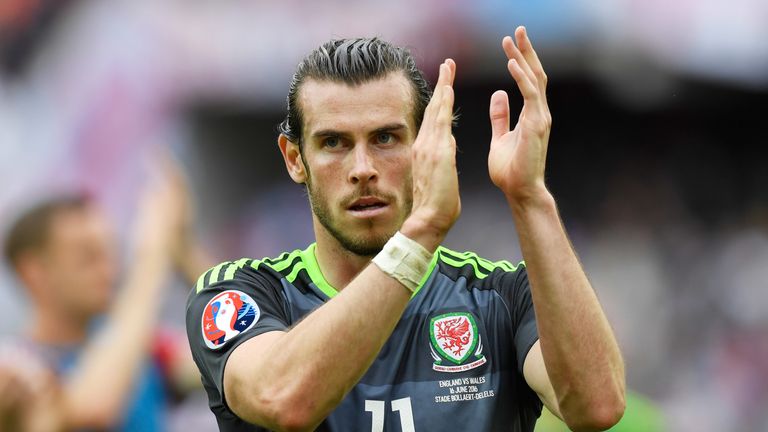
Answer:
[{"left": 429, "top": 312, "right": 487, "bottom": 372}]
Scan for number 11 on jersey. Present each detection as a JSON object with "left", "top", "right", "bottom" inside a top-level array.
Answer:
[{"left": 365, "top": 397, "right": 415, "bottom": 432}]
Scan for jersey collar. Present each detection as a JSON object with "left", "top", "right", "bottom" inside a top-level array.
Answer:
[{"left": 299, "top": 243, "right": 438, "bottom": 299}]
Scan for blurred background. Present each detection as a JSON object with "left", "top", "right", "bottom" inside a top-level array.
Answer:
[{"left": 1, "top": 0, "right": 766, "bottom": 431}]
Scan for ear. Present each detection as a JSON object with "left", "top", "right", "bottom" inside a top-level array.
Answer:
[
  {"left": 14, "top": 252, "right": 47, "bottom": 298},
  {"left": 278, "top": 134, "right": 307, "bottom": 184}
]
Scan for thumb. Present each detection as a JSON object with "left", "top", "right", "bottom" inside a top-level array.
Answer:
[{"left": 489, "top": 90, "right": 510, "bottom": 142}]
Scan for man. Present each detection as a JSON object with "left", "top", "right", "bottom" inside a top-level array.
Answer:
[
  {"left": 186, "top": 27, "right": 625, "bottom": 431},
  {"left": 1, "top": 164, "right": 209, "bottom": 431}
]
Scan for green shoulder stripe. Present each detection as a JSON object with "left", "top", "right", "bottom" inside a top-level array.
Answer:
[
  {"left": 195, "top": 266, "right": 214, "bottom": 293},
  {"left": 195, "top": 258, "right": 255, "bottom": 293},
  {"left": 242, "top": 245, "right": 335, "bottom": 298},
  {"left": 207, "top": 261, "right": 230, "bottom": 285},
  {"left": 248, "top": 248, "right": 309, "bottom": 286},
  {"left": 437, "top": 247, "right": 523, "bottom": 279},
  {"left": 286, "top": 261, "right": 307, "bottom": 284},
  {"left": 195, "top": 261, "right": 227, "bottom": 293},
  {"left": 223, "top": 258, "right": 252, "bottom": 281},
  {"left": 260, "top": 249, "right": 303, "bottom": 273}
]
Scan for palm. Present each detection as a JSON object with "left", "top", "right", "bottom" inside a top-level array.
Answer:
[
  {"left": 489, "top": 112, "right": 548, "bottom": 193},
  {"left": 488, "top": 28, "right": 551, "bottom": 201}
]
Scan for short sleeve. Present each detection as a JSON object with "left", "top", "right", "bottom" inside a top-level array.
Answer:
[
  {"left": 185, "top": 265, "right": 290, "bottom": 407},
  {"left": 494, "top": 265, "right": 539, "bottom": 375}
]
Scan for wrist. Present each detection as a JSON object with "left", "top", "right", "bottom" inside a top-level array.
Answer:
[
  {"left": 505, "top": 187, "right": 557, "bottom": 219},
  {"left": 504, "top": 182, "right": 553, "bottom": 209},
  {"left": 399, "top": 215, "right": 446, "bottom": 253},
  {"left": 372, "top": 231, "right": 434, "bottom": 293}
]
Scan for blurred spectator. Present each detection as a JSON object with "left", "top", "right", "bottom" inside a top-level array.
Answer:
[
  {"left": 0, "top": 348, "right": 63, "bottom": 432},
  {"left": 0, "top": 159, "right": 212, "bottom": 431}
]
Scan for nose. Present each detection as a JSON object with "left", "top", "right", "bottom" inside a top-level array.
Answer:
[{"left": 348, "top": 144, "right": 378, "bottom": 184}]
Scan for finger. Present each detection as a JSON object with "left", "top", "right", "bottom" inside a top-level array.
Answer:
[
  {"left": 432, "top": 82, "right": 455, "bottom": 150},
  {"left": 516, "top": 26, "right": 547, "bottom": 89},
  {"left": 507, "top": 59, "right": 538, "bottom": 101},
  {"left": 489, "top": 90, "right": 510, "bottom": 141},
  {"left": 444, "top": 59, "right": 457, "bottom": 126},
  {"left": 421, "top": 63, "right": 447, "bottom": 128},
  {"left": 444, "top": 58, "right": 456, "bottom": 87},
  {"left": 437, "top": 84, "right": 455, "bottom": 129},
  {"left": 502, "top": 35, "right": 536, "bottom": 86},
  {"left": 427, "top": 64, "right": 447, "bottom": 117},
  {"left": 435, "top": 61, "right": 450, "bottom": 88}
]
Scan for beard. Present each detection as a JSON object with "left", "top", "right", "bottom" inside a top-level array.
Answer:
[{"left": 306, "top": 177, "right": 413, "bottom": 257}]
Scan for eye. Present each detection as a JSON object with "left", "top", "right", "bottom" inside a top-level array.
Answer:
[
  {"left": 323, "top": 136, "right": 340, "bottom": 148},
  {"left": 376, "top": 133, "right": 394, "bottom": 145}
]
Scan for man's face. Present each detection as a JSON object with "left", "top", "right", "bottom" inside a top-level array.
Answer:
[
  {"left": 37, "top": 206, "right": 117, "bottom": 319},
  {"left": 297, "top": 73, "right": 417, "bottom": 256}
]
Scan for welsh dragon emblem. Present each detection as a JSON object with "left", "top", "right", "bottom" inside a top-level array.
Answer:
[{"left": 429, "top": 312, "right": 486, "bottom": 372}]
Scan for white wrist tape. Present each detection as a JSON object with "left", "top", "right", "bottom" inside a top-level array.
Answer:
[{"left": 372, "top": 231, "right": 433, "bottom": 293}]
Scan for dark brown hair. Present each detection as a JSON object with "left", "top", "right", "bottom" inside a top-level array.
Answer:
[
  {"left": 278, "top": 37, "right": 432, "bottom": 145},
  {"left": 3, "top": 195, "right": 91, "bottom": 268}
]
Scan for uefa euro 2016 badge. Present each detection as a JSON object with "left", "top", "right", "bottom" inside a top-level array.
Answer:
[
  {"left": 201, "top": 290, "right": 260, "bottom": 349},
  {"left": 429, "top": 312, "right": 487, "bottom": 372}
]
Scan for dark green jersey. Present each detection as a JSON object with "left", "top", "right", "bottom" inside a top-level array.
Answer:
[{"left": 186, "top": 243, "right": 542, "bottom": 431}]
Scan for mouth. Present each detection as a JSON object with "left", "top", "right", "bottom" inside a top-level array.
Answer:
[{"left": 348, "top": 196, "right": 389, "bottom": 216}]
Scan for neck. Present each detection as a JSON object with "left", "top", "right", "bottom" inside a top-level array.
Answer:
[
  {"left": 312, "top": 220, "right": 375, "bottom": 291},
  {"left": 28, "top": 305, "right": 89, "bottom": 346}
]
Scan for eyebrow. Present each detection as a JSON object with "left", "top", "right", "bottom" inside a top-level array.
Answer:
[{"left": 310, "top": 123, "right": 408, "bottom": 139}]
